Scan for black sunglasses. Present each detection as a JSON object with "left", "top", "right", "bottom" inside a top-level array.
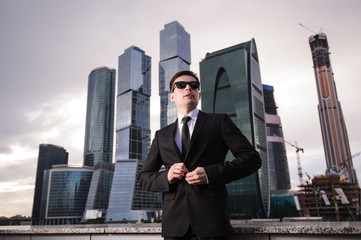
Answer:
[{"left": 172, "top": 81, "right": 200, "bottom": 92}]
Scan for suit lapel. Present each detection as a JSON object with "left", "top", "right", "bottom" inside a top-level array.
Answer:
[
  {"left": 184, "top": 111, "right": 207, "bottom": 160},
  {"left": 168, "top": 119, "right": 183, "bottom": 162}
]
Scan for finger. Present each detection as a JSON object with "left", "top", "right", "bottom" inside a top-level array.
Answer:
[
  {"left": 175, "top": 163, "right": 188, "bottom": 172},
  {"left": 186, "top": 173, "right": 206, "bottom": 185},
  {"left": 170, "top": 169, "right": 186, "bottom": 180},
  {"left": 185, "top": 173, "right": 198, "bottom": 182},
  {"left": 173, "top": 167, "right": 186, "bottom": 175}
]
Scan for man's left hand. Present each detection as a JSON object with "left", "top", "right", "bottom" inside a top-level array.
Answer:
[{"left": 185, "top": 167, "right": 208, "bottom": 185}]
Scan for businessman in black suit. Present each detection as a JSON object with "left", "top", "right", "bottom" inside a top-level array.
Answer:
[{"left": 139, "top": 70, "right": 261, "bottom": 240}]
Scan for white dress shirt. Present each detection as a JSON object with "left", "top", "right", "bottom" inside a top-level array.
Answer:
[
  {"left": 174, "top": 108, "right": 199, "bottom": 154},
  {"left": 172, "top": 108, "right": 208, "bottom": 183}
]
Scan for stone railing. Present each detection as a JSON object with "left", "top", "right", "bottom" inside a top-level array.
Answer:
[{"left": 1, "top": 221, "right": 361, "bottom": 239}]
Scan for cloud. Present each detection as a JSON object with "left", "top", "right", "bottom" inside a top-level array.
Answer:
[
  {"left": 0, "top": 188, "right": 34, "bottom": 217},
  {"left": 0, "top": 145, "right": 38, "bottom": 166},
  {"left": 1, "top": 91, "right": 86, "bottom": 157},
  {"left": 0, "top": 178, "right": 34, "bottom": 193}
]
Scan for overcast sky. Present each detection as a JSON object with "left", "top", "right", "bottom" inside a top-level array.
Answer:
[{"left": 1, "top": 0, "right": 360, "bottom": 217}]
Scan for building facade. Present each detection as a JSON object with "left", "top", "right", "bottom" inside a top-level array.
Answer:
[
  {"left": 106, "top": 46, "right": 161, "bottom": 222},
  {"left": 200, "top": 39, "right": 270, "bottom": 218},
  {"left": 42, "top": 165, "right": 93, "bottom": 225},
  {"left": 31, "top": 144, "right": 68, "bottom": 225},
  {"left": 106, "top": 159, "right": 161, "bottom": 222},
  {"left": 308, "top": 33, "right": 358, "bottom": 185},
  {"left": 263, "top": 84, "right": 291, "bottom": 190},
  {"left": 159, "top": 21, "right": 191, "bottom": 127},
  {"left": 84, "top": 67, "right": 116, "bottom": 167},
  {"left": 83, "top": 162, "right": 114, "bottom": 222}
]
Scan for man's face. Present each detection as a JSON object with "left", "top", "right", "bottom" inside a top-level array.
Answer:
[{"left": 169, "top": 75, "right": 201, "bottom": 111}]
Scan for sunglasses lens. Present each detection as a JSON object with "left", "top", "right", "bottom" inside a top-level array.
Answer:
[
  {"left": 176, "top": 82, "right": 187, "bottom": 89},
  {"left": 174, "top": 81, "right": 199, "bottom": 91},
  {"left": 189, "top": 82, "right": 199, "bottom": 89}
]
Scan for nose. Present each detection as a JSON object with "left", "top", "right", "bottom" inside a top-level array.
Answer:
[{"left": 185, "top": 83, "right": 192, "bottom": 91}]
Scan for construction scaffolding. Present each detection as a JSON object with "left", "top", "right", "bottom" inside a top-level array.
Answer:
[{"left": 296, "top": 175, "right": 360, "bottom": 221}]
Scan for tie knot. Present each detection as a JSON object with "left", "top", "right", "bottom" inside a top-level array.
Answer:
[{"left": 182, "top": 116, "right": 191, "bottom": 124}]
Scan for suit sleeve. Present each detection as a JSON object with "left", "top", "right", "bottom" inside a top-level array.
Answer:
[
  {"left": 138, "top": 130, "right": 170, "bottom": 192},
  {"left": 204, "top": 114, "right": 262, "bottom": 189}
]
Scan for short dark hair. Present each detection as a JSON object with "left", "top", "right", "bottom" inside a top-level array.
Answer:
[{"left": 169, "top": 70, "right": 200, "bottom": 92}]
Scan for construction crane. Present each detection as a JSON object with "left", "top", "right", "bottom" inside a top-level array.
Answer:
[
  {"left": 285, "top": 140, "right": 304, "bottom": 185},
  {"left": 299, "top": 23, "right": 323, "bottom": 34},
  {"left": 340, "top": 151, "right": 361, "bottom": 182},
  {"left": 305, "top": 172, "right": 311, "bottom": 184}
]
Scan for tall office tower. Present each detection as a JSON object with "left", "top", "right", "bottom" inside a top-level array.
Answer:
[
  {"left": 41, "top": 165, "right": 93, "bottom": 225},
  {"left": 84, "top": 67, "right": 116, "bottom": 167},
  {"left": 200, "top": 39, "right": 270, "bottom": 218},
  {"left": 106, "top": 46, "right": 161, "bottom": 222},
  {"left": 83, "top": 162, "right": 114, "bottom": 221},
  {"left": 263, "top": 84, "right": 291, "bottom": 190},
  {"left": 309, "top": 33, "right": 358, "bottom": 185},
  {"left": 31, "top": 144, "right": 68, "bottom": 225},
  {"left": 159, "top": 21, "right": 191, "bottom": 127}
]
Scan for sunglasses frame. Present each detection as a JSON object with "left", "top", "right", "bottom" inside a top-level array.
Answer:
[{"left": 171, "top": 81, "right": 200, "bottom": 92}]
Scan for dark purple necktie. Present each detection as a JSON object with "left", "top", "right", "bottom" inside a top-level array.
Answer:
[{"left": 181, "top": 116, "right": 191, "bottom": 160}]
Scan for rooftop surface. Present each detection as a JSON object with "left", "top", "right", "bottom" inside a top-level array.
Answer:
[{"left": 1, "top": 221, "right": 361, "bottom": 235}]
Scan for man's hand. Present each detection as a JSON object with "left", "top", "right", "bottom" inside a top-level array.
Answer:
[
  {"left": 185, "top": 167, "right": 208, "bottom": 185},
  {"left": 168, "top": 163, "right": 188, "bottom": 183}
]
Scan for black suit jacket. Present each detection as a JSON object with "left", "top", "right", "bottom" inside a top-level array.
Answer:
[{"left": 139, "top": 111, "right": 261, "bottom": 238}]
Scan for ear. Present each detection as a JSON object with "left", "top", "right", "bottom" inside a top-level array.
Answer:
[
  {"left": 169, "top": 92, "right": 175, "bottom": 102},
  {"left": 198, "top": 91, "right": 201, "bottom": 99}
]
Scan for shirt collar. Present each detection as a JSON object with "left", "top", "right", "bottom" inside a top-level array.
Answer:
[{"left": 178, "top": 108, "right": 199, "bottom": 122}]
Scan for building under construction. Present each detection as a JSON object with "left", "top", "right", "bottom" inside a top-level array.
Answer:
[
  {"left": 308, "top": 32, "right": 358, "bottom": 186},
  {"left": 297, "top": 175, "right": 360, "bottom": 221}
]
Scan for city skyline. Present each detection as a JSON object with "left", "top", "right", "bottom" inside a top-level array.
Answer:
[{"left": 1, "top": 0, "right": 361, "bottom": 217}]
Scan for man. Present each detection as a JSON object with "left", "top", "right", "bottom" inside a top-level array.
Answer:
[{"left": 139, "top": 70, "right": 261, "bottom": 240}]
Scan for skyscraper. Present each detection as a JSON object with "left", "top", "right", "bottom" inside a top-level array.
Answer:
[
  {"left": 308, "top": 33, "right": 358, "bottom": 185},
  {"left": 200, "top": 39, "right": 270, "bottom": 218},
  {"left": 31, "top": 144, "right": 68, "bottom": 225},
  {"left": 106, "top": 46, "right": 161, "bottom": 222},
  {"left": 83, "top": 162, "right": 114, "bottom": 221},
  {"left": 159, "top": 21, "right": 191, "bottom": 127},
  {"left": 114, "top": 46, "right": 151, "bottom": 162},
  {"left": 84, "top": 67, "right": 116, "bottom": 167},
  {"left": 263, "top": 84, "right": 291, "bottom": 190}
]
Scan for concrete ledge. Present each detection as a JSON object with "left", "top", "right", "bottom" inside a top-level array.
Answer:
[
  {"left": 1, "top": 221, "right": 361, "bottom": 240},
  {"left": 231, "top": 221, "right": 361, "bottom": 234}
]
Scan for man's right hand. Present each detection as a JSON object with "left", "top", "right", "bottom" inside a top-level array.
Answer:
[{"left": 168, "top": 163, "right": 188, "bottom": 183}]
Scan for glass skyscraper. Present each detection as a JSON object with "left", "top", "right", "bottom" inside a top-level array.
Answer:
[
  {"left": 200, "top": 39, "right": 270, "bottom": 218},
  {"left": 159, "top": 21, "right": 191, "bottom": 127},
  {"left": 83, "top": 162, "right": 114, "bottom": 221},
  {"left": 308, "top": 33, "right": 358, "bottom": 185},
  {"left": 106, "top": 46, "right": 161, "bottom": 222},
  {"left": 84, "top": 67, "right": 116, "bottom": 167},
  {"left": 115, "top": 46, "right": 151, "bottom": 162},
  {"left": 31, "top": 144, "right": 68, "bottom": 225},
  {"left": 263, "top": 84, "right": 291, "bottom": 190},
  {"left": 43, "top": 165, "right": 93, "bottom": 225}
]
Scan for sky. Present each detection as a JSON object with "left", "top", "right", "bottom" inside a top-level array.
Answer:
[{"left": 0, "top": 0, "right": 360, "bottom": 217}]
